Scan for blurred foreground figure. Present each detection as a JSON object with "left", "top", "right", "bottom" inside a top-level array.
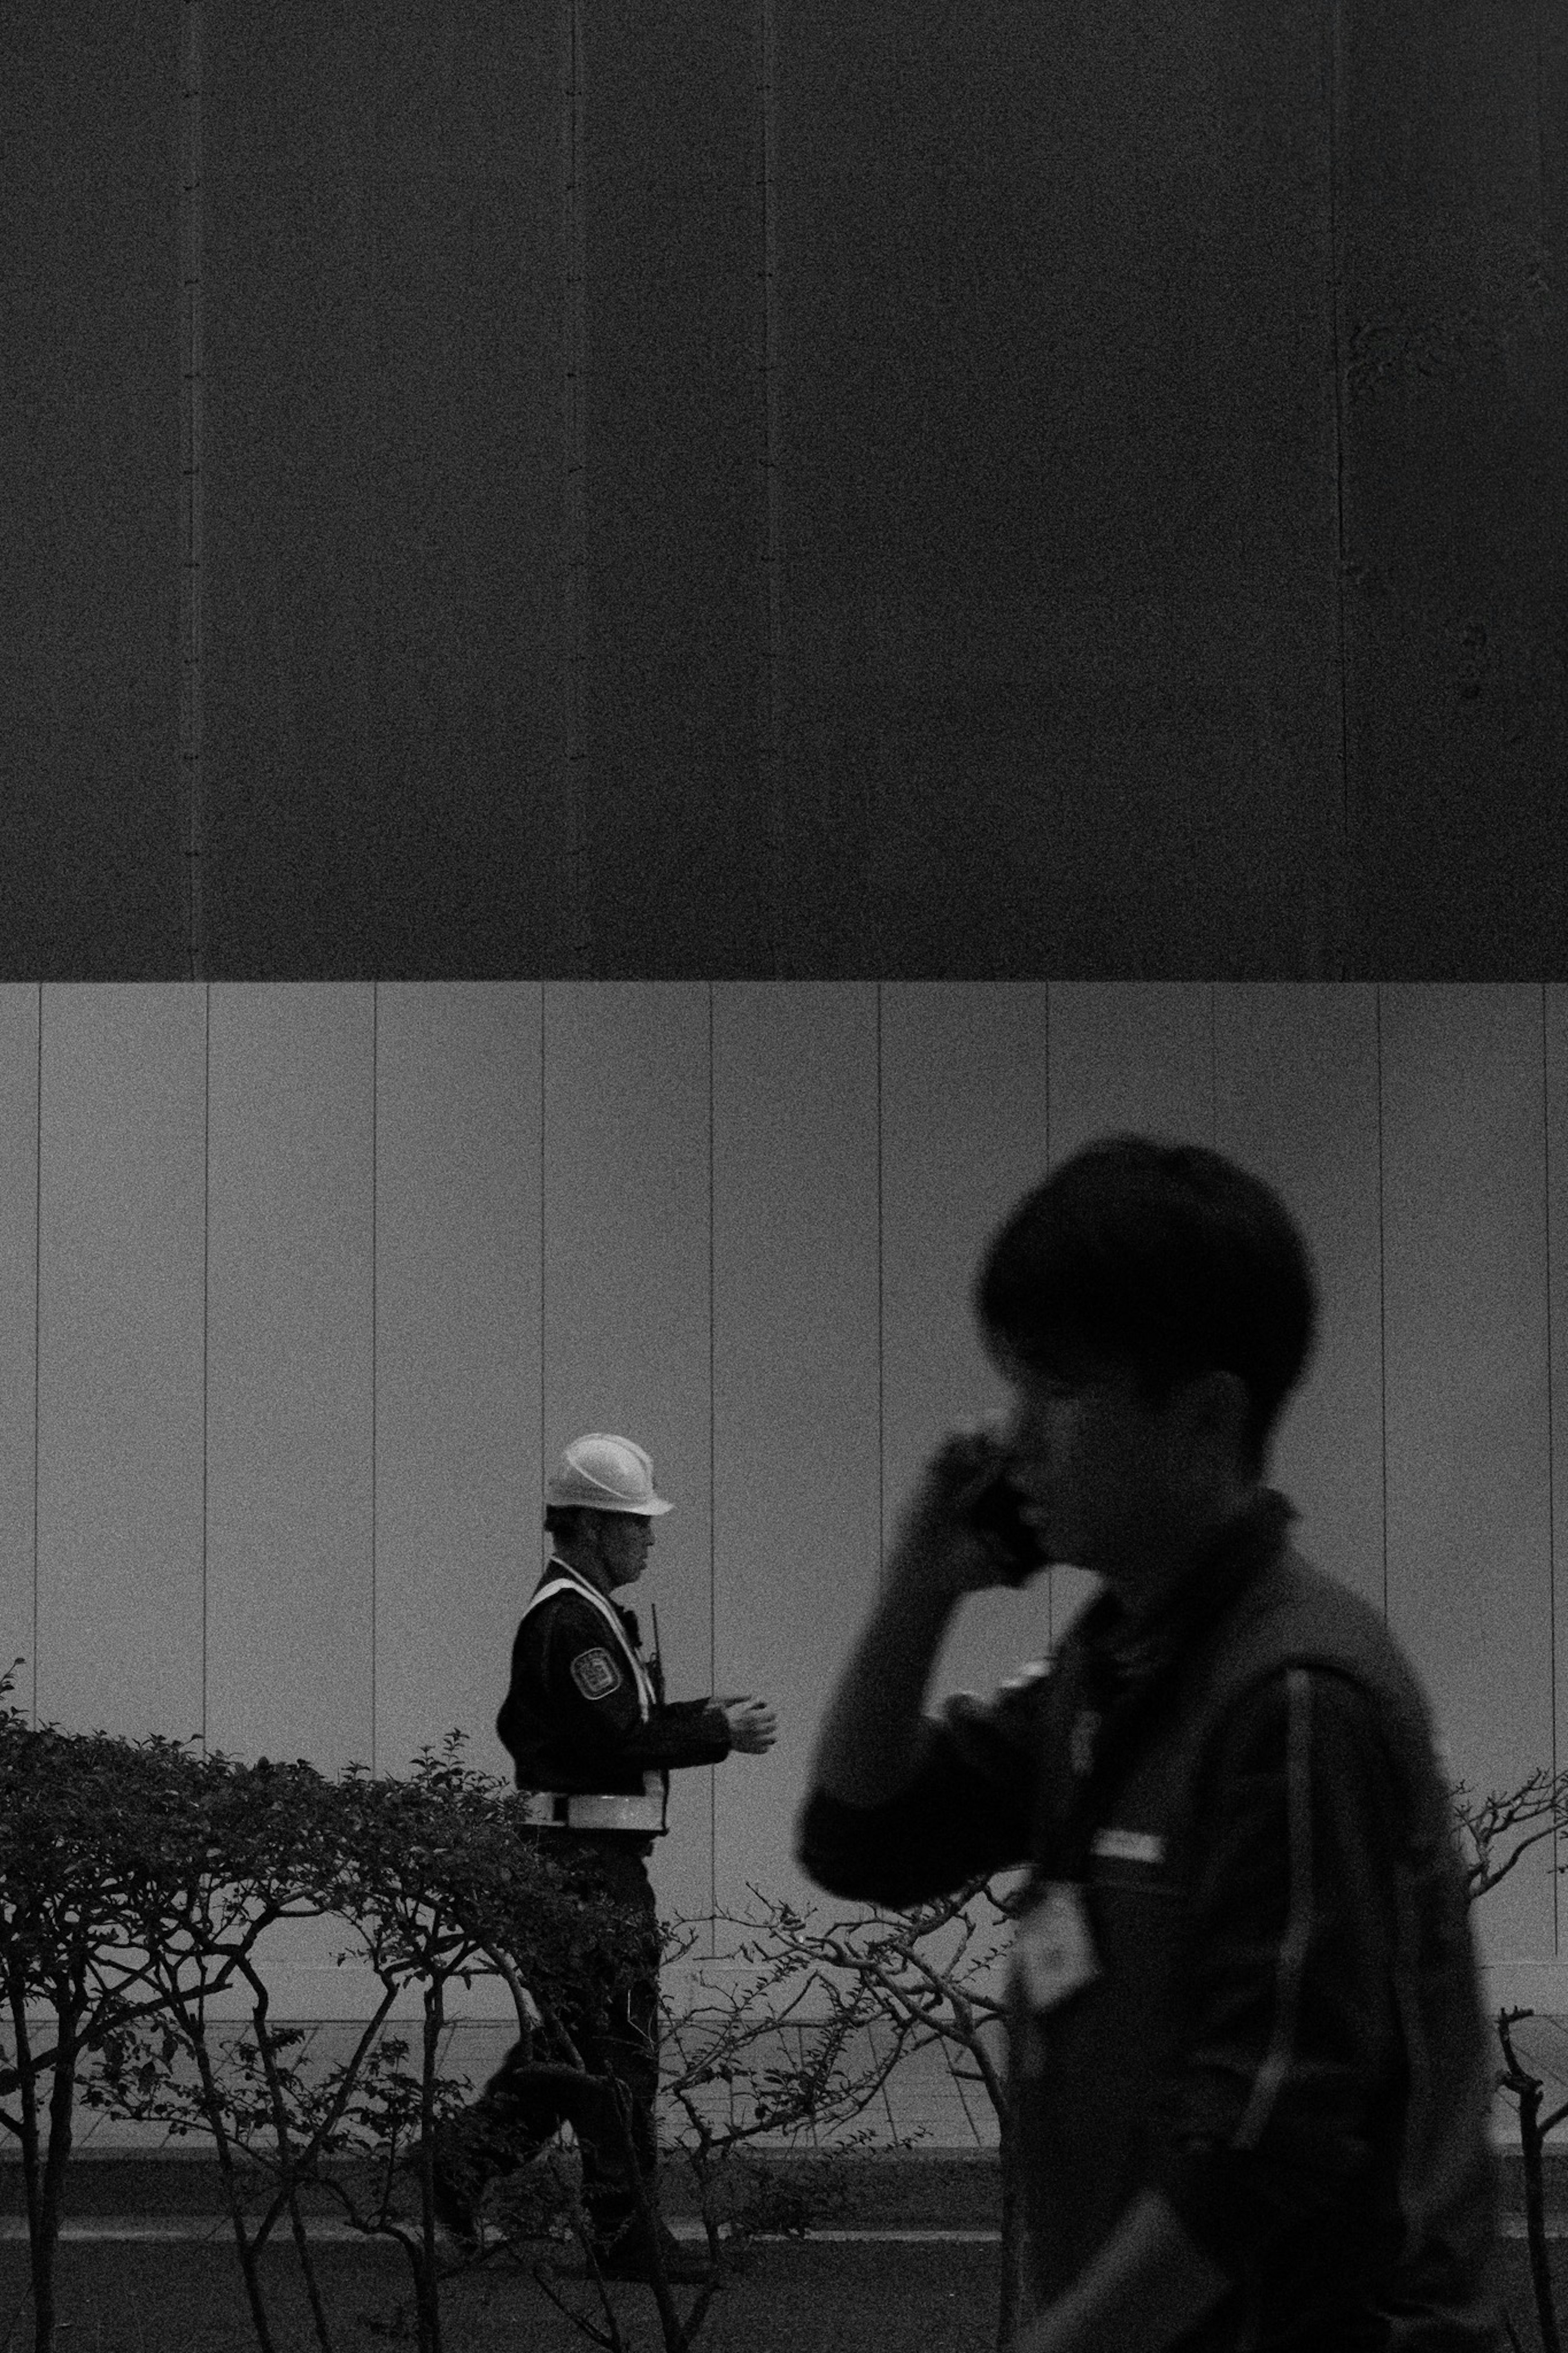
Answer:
[
  {"left": 434, "top": 1433, "right": 775, "bottom": 2284},
  {"left": 798, "top": 1136, "right": 1503, "bottom": 2353}
]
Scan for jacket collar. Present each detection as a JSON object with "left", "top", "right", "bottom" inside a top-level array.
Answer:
[
  {"left": 544, "top": 1552, "right": 619, "bottom": 1607},
  {"left": 1079, "top": 1488, "right": 1296, "bottom": 1692},
  {"left": 541, "top": 1555, "right": 640, "bottom": 1644}
]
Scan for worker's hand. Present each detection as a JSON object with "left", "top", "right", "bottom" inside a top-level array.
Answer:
[
  {"left": 720, "top": 1698, "right": 777, "bottom": 1753},
  {"left": 884, "top": 1421, "right": 1046, "bottom": 1602}
]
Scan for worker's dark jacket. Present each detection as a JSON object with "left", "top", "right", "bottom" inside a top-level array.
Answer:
[
  {"left": 496, "top": 1558, "right": 731, "bottom": 1848},
  {"left": 796, "top": 1494, "right": 1504, "bottom": 2351}
]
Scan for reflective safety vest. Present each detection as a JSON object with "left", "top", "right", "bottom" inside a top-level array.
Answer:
[{"left": 514, "top": 1567, "right": 668, "bottom": 1834}]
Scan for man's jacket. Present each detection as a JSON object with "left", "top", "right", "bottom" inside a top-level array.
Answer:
[
  {"left": 795, "top": 1494, "right": 1503, "bottom": 2351},
  {"left": 496, "top": 1557, "right": 731, "bottom": 1817}
]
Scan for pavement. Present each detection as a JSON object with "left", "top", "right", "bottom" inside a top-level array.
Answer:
[{"left": 0, "top": 2015, "right": 1564, "bottom": 2241}]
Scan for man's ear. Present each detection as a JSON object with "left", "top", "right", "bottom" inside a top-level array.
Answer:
[{"left": 1172, "top": 1369, "right": 1251, "bottom": 1485}]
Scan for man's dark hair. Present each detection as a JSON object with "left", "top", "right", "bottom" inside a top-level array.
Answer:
[
  {"left": 544, "top": 1504, "right": 590, "bottom": 1542},
  {"left": 975, "top": 1135, "right": 1319, "bottom": 1473}
]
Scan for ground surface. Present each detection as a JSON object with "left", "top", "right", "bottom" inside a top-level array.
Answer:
[
  {"left": 0, "top": 2235, "right": 1561, "bottom": 2353},
  {"left": 0, "top": 2237, "right": 1002, "bottom": 2353}
]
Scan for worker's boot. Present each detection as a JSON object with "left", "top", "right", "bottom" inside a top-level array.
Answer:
[
  {"left": 588, "top": 2194, "right": 714, "bottom": 2284},
  {"left": 428, "top": 2132, "right": 486, "bottom": 2253}
]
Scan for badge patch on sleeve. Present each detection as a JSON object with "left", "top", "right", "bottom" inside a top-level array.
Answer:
[{"left": 570, "top": 1647, "right": 622, "bottom": 1701}]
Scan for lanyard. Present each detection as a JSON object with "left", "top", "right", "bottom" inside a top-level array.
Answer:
[{"left": 1044, "top": 1496, "right": 1291, "bottom": 1879}]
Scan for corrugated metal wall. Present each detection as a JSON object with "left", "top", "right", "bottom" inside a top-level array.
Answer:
[{"left": 0, "top": 981, "right": 1563, "bottom": 2015}]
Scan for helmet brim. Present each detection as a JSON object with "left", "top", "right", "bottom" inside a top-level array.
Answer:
[{"left": 543, "top": 1492, "right": 674, "bottom": 1517}]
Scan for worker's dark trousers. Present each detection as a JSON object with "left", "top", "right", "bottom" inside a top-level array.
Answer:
[{"left": 434, "top": 1830, "right": 662, "bottom": 2239}]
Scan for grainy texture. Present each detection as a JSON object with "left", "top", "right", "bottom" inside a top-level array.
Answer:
[
  {"left": 0, "top": 2232, "right": 1561, "bottom": 2353},
  {"left": 1337, "top": 0, "right": 1568, "bottom": 976},
  {"left": 576, "top": 0, "right": 774, "bottom": 977},
  {"left": 0, "top": 4, "right": 184, "bottom": 977},
  {"left": 773, "top": 0, "right": 1340, "bottom": 979},
  {"left": 0, "top": 2237, "right": 1003, "bottom": 2353},
  {"left": 2, "top": 4, "right": 1563, "bottom": 976},
  {"left": 199, "top": 5, "right": 568, "bottom": 978}
]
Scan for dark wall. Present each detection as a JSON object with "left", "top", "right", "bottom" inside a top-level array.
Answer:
[
  {"left": 1340, "top": 0, "right": 1568, "bottom": 975},
  {"left": 3, "top": 8, "right": 185, "bottom": 969},
  {"left": 3, "top": 2, "right": 1563, "bottom": 979}
]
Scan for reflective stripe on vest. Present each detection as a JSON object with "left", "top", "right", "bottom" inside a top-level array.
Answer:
[
  {"left": 518, "top": 1785, "right": 664, "bottom": 1831},
  {"left": 517, "top": 1561, "right": 666, "bottom": 1832},
  {"left": 521, "top": 1565, "right": 657, "bottom": 1719}
]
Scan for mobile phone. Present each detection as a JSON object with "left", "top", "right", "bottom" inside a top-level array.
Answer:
[{"left": 955, "top": 1449, "right": 1045, "bottom": 1586}]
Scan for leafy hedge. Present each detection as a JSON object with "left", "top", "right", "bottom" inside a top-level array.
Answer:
[{"left": 0, "top": 1673, "right": 970, "bottom": 2353}]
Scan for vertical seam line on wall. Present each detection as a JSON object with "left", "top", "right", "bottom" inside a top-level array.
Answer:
[
  {"left": 181, "top": 0, "right": 205, "bottom": 981},
  {"left": 31, "top": 988, "right": 42, "bottom": 1729},
  {"left": 1544, "top": 985, "right": 1559, "bottom": 1953},
  {"left": 1534, "top": 4, "right": 1549, "bottom": 276},
  {"left": 877, "top": 986, "right": 885, "bottom": 1572},
  {"left": 1376, "top": 986, "right": 1388, "bottom": 1619},
  {"left": 1045, "top": 985, "right": 1053, "bottom": 1655},
  {"left": 371, "top": 985, "right": 379, "bottom": 1780},
  {"left": 202, "top": 986, "right": 211, "bottom": 1749},
  {"left": 1209, "top": 985, "right": 1219, "bottom": 1145},
  {"left": 562, "top": 0, "right": 587, "bottom": 973},
  {"left": 1327, "top": 0, "right": 1352, "bottom": 980},
  {"left": 708, "top": 985, "right": 717, "bottom": 1937},
  {"left": 540, "top": 986, "right": 548, "bottom": 1505},
  {"left": 759, "top": 0, "right": 782, "bottom": 975}
]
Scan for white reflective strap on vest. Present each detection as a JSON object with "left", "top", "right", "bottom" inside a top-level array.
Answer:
[
  {"left": 522, "top": 1566, "right": 657, "bottom": 1719},
  {"left": 519, "top": 1775, "right": 665, "bottom": 1831},
  {"left": 517, "top": 1561, "right": 666, "bottom": 1831}
]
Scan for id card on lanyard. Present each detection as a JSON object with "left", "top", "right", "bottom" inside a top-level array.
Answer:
[{"left": 1012, "top": 1880, "right": 1100, "bottom": 2012}]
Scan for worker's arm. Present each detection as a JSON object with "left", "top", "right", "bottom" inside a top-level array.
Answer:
[{"left": 539, "top": 1605, "right": 735, "bottom": 1769}]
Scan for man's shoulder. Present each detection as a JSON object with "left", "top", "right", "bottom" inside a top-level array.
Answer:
[
  {"left": 1240, "top": 1543, "right": 1407, "bottom": 1670},
  {"left": 517, "top": 1580, "right": 612, "bottom": 1646},
  {"left": 1213, "top": 1540, "right": 1440, "bottom": 1757}
]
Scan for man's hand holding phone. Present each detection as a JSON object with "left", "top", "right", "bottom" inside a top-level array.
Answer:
[{"left": 886, "top": 1419, "right": 1047, "bottom": 1603}]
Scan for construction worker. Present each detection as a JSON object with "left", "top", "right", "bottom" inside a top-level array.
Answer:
[{"left": 433, "top": 1433, "right": 776, "bottom": 2284}]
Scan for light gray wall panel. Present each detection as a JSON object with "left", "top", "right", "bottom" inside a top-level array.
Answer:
[
  {"left": 541, "top": 984, "right": 713, "bottom": 1931},
  {"left": 1214, "top": 986, "right": 1385, "bottom": 1612},
  {"left": 205, "top": 986, "right": 375, "bottom": 1771},
  {"left": 0, "top": 990, "right": 39, "bottom": 1719},
  {"left": 1550, "top": 984, "right": 1568, "bottom": 1953},
  {"left": 1381, "top": 984, "right": 1552, "bottom": 1972},
  {"left": 879, "top": 986, "right": 1055, "bottom": 1723},
  {"left": 4, "top": 979, "right": 1566, "bottom": 2016},
  {"left": 708, "top": 985, "right": 881, "bottom": 1943},
  {"left": 374, "top": 984, "right": 540, "bottom": 1786},
  {"left": 1047, "top": 984, "right": 1217, "bottom": 1155},
  {"left": 35, "top": 986, "right": 207, "bottom": 1741}
]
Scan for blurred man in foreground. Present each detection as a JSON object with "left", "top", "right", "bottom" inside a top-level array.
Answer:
[{"left": 797, "top": 1136, "right": 1502, "bottom": 2351}]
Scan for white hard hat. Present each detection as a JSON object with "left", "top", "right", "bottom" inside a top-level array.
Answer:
[{"left": 545, "top": 1433, "right": 673, "bottom": 1517}]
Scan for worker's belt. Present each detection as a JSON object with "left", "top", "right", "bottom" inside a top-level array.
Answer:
[{"left": 520, "top": 1774, "right": 665, "bottom": 1833}]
